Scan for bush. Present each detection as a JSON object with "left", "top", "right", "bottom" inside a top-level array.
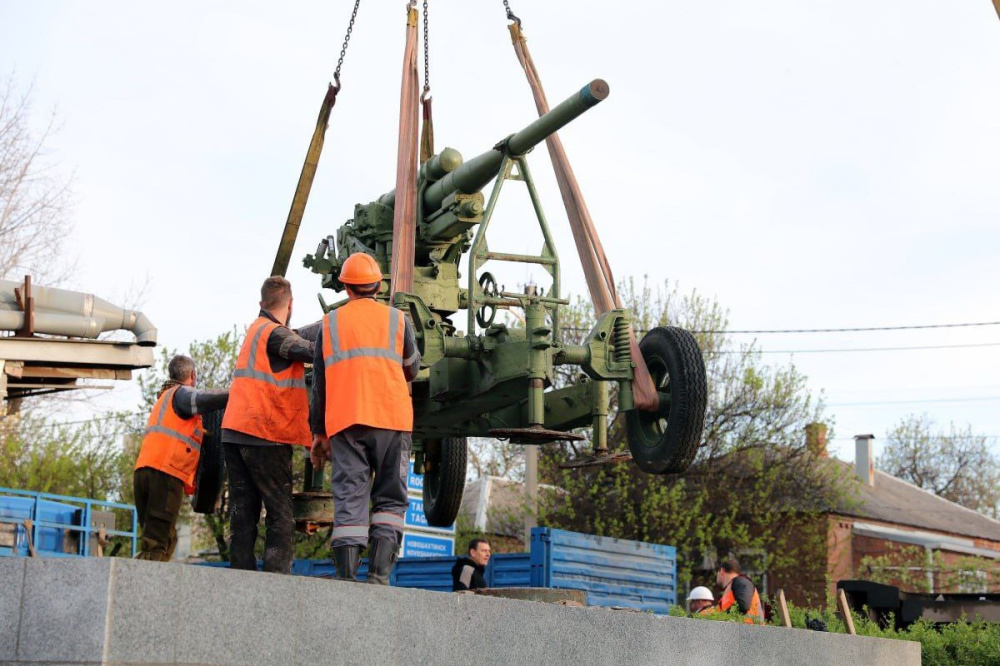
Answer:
[{"left": 673, "top": 597, "right": 1000, "bottom": 665}]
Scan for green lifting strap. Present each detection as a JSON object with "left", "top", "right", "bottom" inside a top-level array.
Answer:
[{"left": 270, "top": 83, "right": 340, "bottom": 278}]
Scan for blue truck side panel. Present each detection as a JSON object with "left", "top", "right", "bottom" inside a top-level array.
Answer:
[
  {"left": 530, "top": 527, "right": 677, "bottom": 612},
  {"left": 196, "top": 528, "right": 677, "bottom": 613}
]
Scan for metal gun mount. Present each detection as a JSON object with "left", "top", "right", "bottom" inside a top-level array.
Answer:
[{"left": 298, "top": 79, "right": 707, "bottom": 529}]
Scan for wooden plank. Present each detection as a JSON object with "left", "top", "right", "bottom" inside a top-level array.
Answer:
[
  {"left": 0, "top": 337, "right": 153, "bottom": 368},
  {"left": 18, "top": 366, "right": 131, "bottom": 380},
  {"left": 2, "top": 360, "right": 24, "bottom": 378},
  {"left": 6, "top": 382, "right": 111, "bottom": 390},
  {"left": 838, "top": 588, "right": 857, "bottom": 635},
  {"left": 777, "top": 589, "right": 792, "bottom": 628}
]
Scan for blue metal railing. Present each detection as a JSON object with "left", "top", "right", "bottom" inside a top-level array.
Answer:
[{"left": 0, "top": 486, "right": 138, "bottom": 558}]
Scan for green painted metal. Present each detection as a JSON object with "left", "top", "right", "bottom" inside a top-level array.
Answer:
[{"left": 302, "top": 78, "right": 629, "bottom": 459}]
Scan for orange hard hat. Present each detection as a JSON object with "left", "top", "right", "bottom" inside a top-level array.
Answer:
[{"left": 340, "top": 253, "right": 383, "bottom": 285}]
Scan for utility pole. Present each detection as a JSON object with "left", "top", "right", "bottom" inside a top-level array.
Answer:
[{"left": 524, "top": 446, "right": 538, "bottom": 548}]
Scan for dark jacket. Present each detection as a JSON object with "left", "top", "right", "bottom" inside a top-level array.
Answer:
[
  {"left": 452, "top": 557, "right": 487, "bottom": 591},
  {"left": 157, "top": 380, "right": 229, "bottom": 419}
]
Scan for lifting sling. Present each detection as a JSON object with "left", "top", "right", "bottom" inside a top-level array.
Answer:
[
  {"left": 505, "top": 17, "right": 660, "bottom": 412},
  {"left": 389, "top": 1, "right": 421, "bottom": 298},
  {"left": 269, "top": 0, "right": 361, "bottom": 278}
]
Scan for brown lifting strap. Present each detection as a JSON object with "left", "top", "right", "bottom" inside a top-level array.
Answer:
[
  {"left": 390, "top": 2, "right": 421, "bottom": 297},
  {"left": 271, "top": 84, "right": 339, "bottom": 277},
  {"left": 508, "top": 21, "right": 659, "bottom": 412}
]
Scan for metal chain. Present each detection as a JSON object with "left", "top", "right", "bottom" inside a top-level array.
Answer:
[
  {"left": 422, "top": 0, "right": 430, "bottom": 95},
  {"left": 502, "top": 0, "right": 520, "bottom": 25},
  {"left": 333, "top": 0, "right": 362, "bottom": 89}
]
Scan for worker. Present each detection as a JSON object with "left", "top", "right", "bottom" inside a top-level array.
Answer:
[
  {"left": 714, "top": 558, "right": 765, "bottom": 624},
  {"left": 221, "top": 276, "right": 319, "bottom": 574},
  {"left": 134, "top": 355, "right": 229, "bottom": 561},
  {"left": 686, "top": 586, "right": 715, "bottom": 615},
  {"left": 452, "top": 538, "right": 491, "bottom": 591},
  {"left": 310, "top": 252, "right": 421, "bottom": 585}
]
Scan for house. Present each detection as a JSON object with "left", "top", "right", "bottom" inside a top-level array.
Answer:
[
  {"left": 458, "top": 426, "right": 1000, "bottom": 607},
  {"left": 774, "top": 426, "right": 1000, "bottom": 605}
]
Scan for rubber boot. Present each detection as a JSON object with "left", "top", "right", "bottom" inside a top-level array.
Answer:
[
  {"left": 365, "top": 538, "right": 397, "bottom": 585},
  {"left": 333, "top": 545, "right": 361, "bottom": 581}
]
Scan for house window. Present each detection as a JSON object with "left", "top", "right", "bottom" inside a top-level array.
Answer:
[{"left": 956, "top": 570, "right": 988, "bottom": 594}]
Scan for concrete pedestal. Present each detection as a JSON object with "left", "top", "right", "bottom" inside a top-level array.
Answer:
[{"left": 0, "top": 557, "right": 919, "bottom": 665}]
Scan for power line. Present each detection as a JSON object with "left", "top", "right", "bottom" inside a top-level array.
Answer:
[
  {"left": 707, "top": 342, "right": 1000, "bottom": 355},
  {"left": 696, "top": 320, "right": 1000, "bottom": 335},
  {"left": 828, "top": 396, "right": 1000, "bottom": 407},
  {"left": 562, "top": 320, "right": 1000, "bottom": 337}
]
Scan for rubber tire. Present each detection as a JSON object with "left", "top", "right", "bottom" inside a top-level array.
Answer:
[
  {"left": 191, "top": 409, "right": 226, "bottom": 514},
  {"left": 422, "top": 437, "right": 467, "bottom": 527},
  {"left": 625, "top": 327, "right": 707, "bottom": 474}
]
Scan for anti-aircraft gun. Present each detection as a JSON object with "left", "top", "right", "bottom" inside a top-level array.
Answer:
[{"left": 299, "top": 79, "right": 708, "bottom": 527}]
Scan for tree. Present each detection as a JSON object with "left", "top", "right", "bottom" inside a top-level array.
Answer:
[
  {"left": 879, "top": 414, "right": 1000, "bottom": 517},
  {"left": 531, "top": 278, "right": 852, "bottom": 605},
  {"left": 0, "top": 75, "right": 74, "bottom": 284}
]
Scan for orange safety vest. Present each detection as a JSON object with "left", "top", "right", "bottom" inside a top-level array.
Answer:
[
  {"left": 717, "top": 575, "right": 765, "bottom": 624},
  {"left": 221, "top": 317, "right": 311, "bottom": 447},
  {"left": 322, "top": 298, "right": 413, "bottom": 437},
  {"left": 135, "top": 386, "right": 205, "bottom": 494}
]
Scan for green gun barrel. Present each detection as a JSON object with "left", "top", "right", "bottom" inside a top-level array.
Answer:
[
  {"left": 423, "top": 78, "right": 608, "bottom": 211},
  {"left": 377, "top": 79, "right": 608, "bottom": 213}
]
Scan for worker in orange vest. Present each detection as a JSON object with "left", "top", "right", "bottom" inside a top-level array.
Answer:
[
  {"left": 714, "top": 558, "right": 765, "bottom": 624},
  {"left": 134, "top": 355, "right": 228, "bottom": 561},
  {"left": 221, "top": 276, "right": 319, "bottom": 573},
  {"left": 310, "top": 252, "right": 421, "bottom": 584}
]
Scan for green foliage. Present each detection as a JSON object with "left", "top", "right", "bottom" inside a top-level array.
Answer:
[
  {"left": 677, "top": 593, "right": 1000, "bottom": 665},
  {"left": 879, "top": 414, "right": 1000, "bottom": 518},
  {"left": 538, "top": 278, "right": 852, "bottom": 601},
  {"left": 0, "top": 411, "right": 139, "bottom": 502},
  {"left": 858, "top": 541, "right": 1000, "bottom": 594}
]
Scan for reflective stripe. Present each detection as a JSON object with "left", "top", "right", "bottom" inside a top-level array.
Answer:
[
  {"left": 154, "top": 387, "right": 173, "bottom": 424},
  {"left": 144, "top": 425, "right": 202, "bottom": 451},
  {"left": 331, "top": 525, "right": 369, "bottom": 539},
  {"left": 327, "top": 310, "right": 340, "bottom": 356},
  {"left": 324, "top": 347, "right": 402, "bottom": 366},
  {"left": 387, "top": 307, "right": 399, "bottom": 351},
  {"left": 244, "top": 322, "right": 269, "bottom": 371},
  {"left": 232, "top": 367, "right": 307, "bottom": 389},
  {"left": 323, "top": 310, "right": 403, "bottom": 367},
  {"left": 459, "top": 565, "right": 474, "bottom": 588},
  {"left": 403, "top": 350, "right": 420, "bottom": 367},
  {"left": 371, "top": 512, "right": 405, "bottom": 528}
]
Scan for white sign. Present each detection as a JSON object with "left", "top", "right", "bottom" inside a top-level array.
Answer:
[{"left": 401, "top": 531, "right": 454, "bottom": 558}]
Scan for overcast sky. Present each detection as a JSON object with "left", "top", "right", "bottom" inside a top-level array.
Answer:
[{"left": 3, "top": 1, "right": 999, "bottom": 461}]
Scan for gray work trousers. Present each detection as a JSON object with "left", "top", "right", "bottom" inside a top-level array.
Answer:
[{"left": 329, "top": 425, "right": 411, "bottom": 548}]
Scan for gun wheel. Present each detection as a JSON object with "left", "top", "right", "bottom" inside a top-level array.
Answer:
[
  {"left": 625, "top": 327, "right": 707, "bottom": 474},
  {"left": 191, "top": 409, "right": 226, "bottom": 514},
  {"left": 422, "top": 437, "right": 467, "bottom": 527}
]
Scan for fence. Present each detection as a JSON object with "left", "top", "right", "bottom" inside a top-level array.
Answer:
[{"left": 0, "top": 487, "right": 138, "bottom": 558}]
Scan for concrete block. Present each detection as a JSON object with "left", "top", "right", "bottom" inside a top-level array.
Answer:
[
  {"left": 0, "top": 558, "right": 26, "bottom": 661},
  {"left": 104, "top": 558, "right": 182, "bottom": 664},
  {"left": 174, "top": 564, "right": 300, "bottom": 666},
  {"left": 3, "top": 559, "right": 920, "bottom": 666},
  {"left": 16, "top": 558, "right": 111, "bottom": 663}
]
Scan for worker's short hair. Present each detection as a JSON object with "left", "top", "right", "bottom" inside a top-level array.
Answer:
[
  {"left": 347, "top": 281, "right": 380, "bottom": 297},
  {"left": 260, "top": 276, "right": 293, "bottom": 309},
  {"left": 468, "top": 538, "right": 490, "bottom": 553},
  {"left": 167, "top": 355, "right": 195, "bottom": 382},
  {"left": 718, "top": 558, "right": 741, "bottom": 574}
]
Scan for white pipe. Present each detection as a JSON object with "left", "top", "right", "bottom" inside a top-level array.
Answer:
[{"left": 0, "top": 279, "right": 157, "bottom": 345}]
